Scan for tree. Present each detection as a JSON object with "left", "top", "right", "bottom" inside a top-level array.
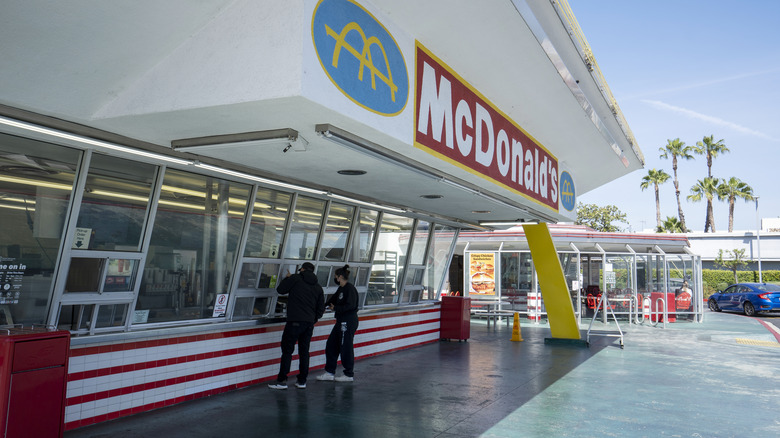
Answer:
[
  {"left": 694, "top": 135, "right": 729, "bottom": 179},
  {"left": 659, "top": 216, "right": 684, "bottom": 233},
  {"left": 693, "top": 135, "right": 729, "bottom": 230},
  {"left": 639, "top": 168, "right": 671, "bottom": 231},
  {"left": 659, "top": 138, "right": 695, "bottom": 232},
  {"left": 717, "top": 177, "right": 754, "bottom": 232},
  {"left": 687, "top": 177, "right": 720, "bottom": 232},
  {"left": 715, "top": 248, "right": 748, "bottom": 284},
  {"left": 576, "top": 203, "right": 628, "bottom": 232}
]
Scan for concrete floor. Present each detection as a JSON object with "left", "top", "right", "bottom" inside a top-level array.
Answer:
[{"left": 65, "top": 312, "right": 780, "bottom": 437}]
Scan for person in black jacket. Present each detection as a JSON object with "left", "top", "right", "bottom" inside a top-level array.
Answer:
[
  {"left": 316, "top": 264, "right": 359, "bottom": 382},
  {"left": 268, "top": 262, "right": 324, "bottom": 390}
]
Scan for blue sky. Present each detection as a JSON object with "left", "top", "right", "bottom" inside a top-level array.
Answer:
[{"left": 568, "top": 0, "right": 780, "bottom": 232}]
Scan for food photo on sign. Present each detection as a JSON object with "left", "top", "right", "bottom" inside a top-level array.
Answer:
[{"left": 468, "top": 253, "right": 496, "bottom": 296}]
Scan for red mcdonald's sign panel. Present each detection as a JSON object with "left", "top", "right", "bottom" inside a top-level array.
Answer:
[{"left": 414, "top": 42, "right": 558, "bottom": 210}]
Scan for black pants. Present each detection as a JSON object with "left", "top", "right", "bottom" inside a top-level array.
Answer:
[
  {"left": 324, "top": 315, "right": 358, "bottom": 377},
  {"left": 276, "top": 321, "right": 315, "bottom": 383}
]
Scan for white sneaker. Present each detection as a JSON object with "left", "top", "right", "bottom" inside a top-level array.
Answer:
[
  {"left": 335, "top": 375, "right": 354, "bottom": 382},
  {"left": 268, "top": 381, "right": 287, "bottom": 390},
  {"left": 294, "top": 382, "right": 306, "bottom": 389},
  {"left": 316, "top": 372, "right": 335, "bottom": 381}
]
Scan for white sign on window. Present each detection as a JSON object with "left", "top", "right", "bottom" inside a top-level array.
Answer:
[{"left": 72, "top": 227, "right": 92, "bottom": 249}]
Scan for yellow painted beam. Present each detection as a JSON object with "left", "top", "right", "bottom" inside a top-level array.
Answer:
[{"left": 523, "top": 223, "right": 580, "bottom": 339}]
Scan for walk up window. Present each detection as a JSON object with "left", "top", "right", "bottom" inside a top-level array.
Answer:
[
  {"left": 56, "top": 153, "right": 157, "bottom": 334},
  {"left": 0, "top": 128, "right": 463, "bottom": 334},
  {"left": 0, "top": 134, "right": 81, "bottom": 327}
]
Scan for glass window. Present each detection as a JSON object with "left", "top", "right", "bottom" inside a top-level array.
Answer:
[
  {"left": 410, "top": 220, "right": 430, "bottom": 265},
  {"left": 75, "top": 153, "right": 156, "bottom": 251},
  {"left": 232, "top": 296, "right": 271, "bottom": 320},
  {"left": 316, "top": 264, "right": 332, "bottom": 287},
  {"left": 136, "top": 169, "right": 250, "bottom": 324},
  {"left": 244, "top": 188, "right": 291, "bottom": 258},
  {"left": 421, "top": 225, "right": 457, "bottom": 300},
  {"left": 319, "top": 203, "right": 355, "bottom": 261},
  {"left": 237, "top": 263, "right": 261, "bottom": 288},
  {"left": 355, "top": 266, "right": 369, "bottom": 287},
  {"left": 283, "top": 195, "right": 326, "bottom": 260},
  {"left": 349, "top": 208, "right": 378, "bottom": 262},
  {"left": 57, "top": 304, "right": 94, "bottom": 332},
  {"left": 258, "top": 263, "right": 283, "bottom": 289},
  {"left": 94, "top": 303, "right": 128, "bottom": 329},
  {"left": 0, "top": 134, "right": 81, "bottom": 326},
  {"left": 366, "top": 214, "right": 414, "bottom": 305},
  {"left": 64, "top": 257, "right": 139, "bottom": 293},
  {"left": 65, "top": 258, "right": 104, "bottom": 292}
]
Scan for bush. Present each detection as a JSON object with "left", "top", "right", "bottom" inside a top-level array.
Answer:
[{"left": 701, "top": 269, "right": 780, "bottom": 298}]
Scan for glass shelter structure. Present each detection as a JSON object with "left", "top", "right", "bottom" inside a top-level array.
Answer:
[{"left": 456, "top": 225, "right": 703, "bottom": 324}]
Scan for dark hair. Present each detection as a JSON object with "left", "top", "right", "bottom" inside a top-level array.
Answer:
[
  {"left": 334, "top": 264, "right": 350, "bottom": 279},
  {"left": 300, "top": 262, "right": 315, "bottom": 272}
]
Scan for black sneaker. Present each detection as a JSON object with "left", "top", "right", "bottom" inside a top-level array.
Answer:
[
  {"left": 294, "top": 382, "right": 306, "bottom": 389},
  {"left": 268, "top": 381, "right": 288, "bottom": 390}
]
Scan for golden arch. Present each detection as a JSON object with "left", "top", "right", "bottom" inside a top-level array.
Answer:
[{"left": 325, "top": 22, "right": 399, "bottom": 102}]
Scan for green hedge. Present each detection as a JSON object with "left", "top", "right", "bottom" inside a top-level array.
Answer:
[{"left": 701, "top": 269, "right": 780, "bottom": 297}]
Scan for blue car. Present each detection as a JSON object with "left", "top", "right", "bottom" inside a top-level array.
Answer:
[{"left": 708, "top": 283, "right": 780, "bottom": 316}]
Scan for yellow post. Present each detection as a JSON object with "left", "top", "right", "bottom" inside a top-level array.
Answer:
[
  {"left": 511, "top": 312, "right": 523, "bottom": 342},
  {"left": 523, "top": 223, "right": 581, "bottom": 340}
]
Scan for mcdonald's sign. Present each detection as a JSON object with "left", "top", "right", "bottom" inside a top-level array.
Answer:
[{"left": 312, "top": 0, "right": 409, "bottom": 116}]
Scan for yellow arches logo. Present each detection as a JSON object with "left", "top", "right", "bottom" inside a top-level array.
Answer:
[
  {"left": 324, "top": 22, "right": 399, "bottom": 103},
  {"left": 313, "top": 0, "right": 408, "bottom": 116}
]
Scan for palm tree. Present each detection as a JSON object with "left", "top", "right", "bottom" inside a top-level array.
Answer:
[
  {"left": 717, "top": 177, "right": 754, "bottom": 232},
  {"left": 687, "top": 177, "right": 720, "bottom": 232},
  {"left": 639, "top": 169, "right": 671, "bottom": 231},
  {"left": 693, "top": 135, "right": 729, "bottom": 229},
  {"left": 694, "top": 135, "right": 729, "bottom": 178},
  {"left": 659, "top": 138, "right": 695, "bottom": 232},
  {"left": 659, "top": 216, "right": 684, "bottom": 233}
]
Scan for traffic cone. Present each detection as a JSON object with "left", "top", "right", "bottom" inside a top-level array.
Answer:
[{"left": 511, "top": 312, "right": 523, "bottom": 342}]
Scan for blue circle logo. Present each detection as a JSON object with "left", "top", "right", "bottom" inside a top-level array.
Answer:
[
  {"left": 560, "top": 171, "right": 576, "bottom": 211},
  {"left": 312, "top": 0, "right": 409, "bottom": 116}
]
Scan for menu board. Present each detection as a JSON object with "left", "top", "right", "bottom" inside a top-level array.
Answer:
[{"left": 468, "top": 252, "right": 496, "bottom": 296}]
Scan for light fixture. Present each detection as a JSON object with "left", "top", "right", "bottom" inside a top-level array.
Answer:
[
  {"left": 315, "top": 123, "right": 538, "bottom": 218},
  {"left": 472, "top": 210, "right": 492, "bottom": 214},
  {"left": 0, "top": 174, "right": 73, "bottom": 191},
  {"left": 0, "top": 116, "right": 193, "bottom": 166},
  {"left": 328, "top": 193, "right": 406, "bottom": 214},
  {"left": 337, "top": 170, "right": 367, "bottom": 176},
  {"left": 194, "top": 163, "right": 327, "bottom": 195},
  {"left": 479, "top": 220, "right": 539, "bottom": 227},
  {"left": 172, "top": 128, "right": 308, "bottom": 153},
  {"left": 420, "top": 194, "right": 443, "bottom": 199}
]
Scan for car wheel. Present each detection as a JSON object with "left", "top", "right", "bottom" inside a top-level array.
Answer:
[
  {"left": 743, "top": 301, "right": 756, "bottom": 317},
  {"left": 708, "top": 299, "right": 720, "bottom": 312}
]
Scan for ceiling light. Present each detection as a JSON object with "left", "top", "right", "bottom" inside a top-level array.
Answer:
[
  {"left": 328, "top": 193, "right": 406, "bottom": 214},
  {"left": 472, "top": 210, "right": 492, "bottom": 214},
  {"left": 315, "top": 124, "right": 537, "bottom": 217},
  {"left": 0, "top": 116, "right": 192, "bottom": 166},
  {"left": 172, "top": 128, "right": 308, "bottom": 153},
  {"left": 420, "top": 194, "right": 443, "bottom": 199},
  {"left": 337, "top": 170, "right": 367, "bottom": 176},
  {"left": 194, "top": 163, "right": 327, "bottom": 195}
]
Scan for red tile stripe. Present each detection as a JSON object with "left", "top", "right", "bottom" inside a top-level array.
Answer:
[
  {"left": 63, "top": 331, "right": 439, "bottom": 431},
  {"left": 64, "top": 309, "right": 441, "bottom": 430}
]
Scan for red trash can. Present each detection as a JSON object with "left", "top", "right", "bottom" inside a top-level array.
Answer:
[
  {"left": 0, "top": 327, "right": 70, "bottom": 438},
  {"left": 440, "top": 296, "right": 471, "bottom": 341},
  {"left": 650, "top": 292, "right": 676, "bottom": 323}
]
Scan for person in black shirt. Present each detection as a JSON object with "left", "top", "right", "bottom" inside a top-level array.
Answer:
[
  {"left": 268, "top": 262, "right": 324, "bottom": 390},
  {"left": 316, "top": 264, "right": 359, "bottom": 382}
]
